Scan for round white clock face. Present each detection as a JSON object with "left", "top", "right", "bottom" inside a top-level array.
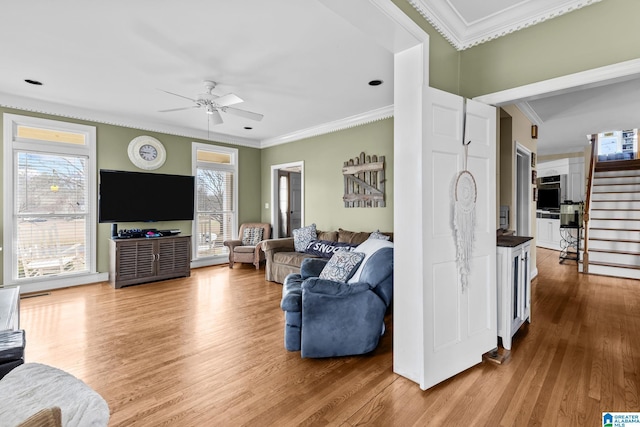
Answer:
[
  {"left": 128, "top": 136, "right": 166, "bottom": 170},
  {"left": 139, "top": 144, "right": 158, "bottom": 161}
]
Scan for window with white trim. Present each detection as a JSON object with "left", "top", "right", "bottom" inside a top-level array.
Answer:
[
  {"left": 3, "top": 114, "right": 97, "bottom": 287},
  {"left": 192, "top": 143, "right": 238, "bottom": 261}
]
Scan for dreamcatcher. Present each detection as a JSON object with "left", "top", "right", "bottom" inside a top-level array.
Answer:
[{"left": 454, "top": 104, "right": 476, "bottom": 293}]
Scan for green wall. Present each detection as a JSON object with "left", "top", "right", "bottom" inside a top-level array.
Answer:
[
  {"left": 0, "top": 107, "right": 261, "bottom": 276},
  {"left": 260, "top": 118, "right": 394, "bottom": 233},
  {"left": 459, "top": 0, "right": 640, "bottom": 97}
]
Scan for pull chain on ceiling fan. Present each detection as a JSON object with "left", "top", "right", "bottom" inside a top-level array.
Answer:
[{"left": 159, "top": 80, "right": 264, "bottom": 126}]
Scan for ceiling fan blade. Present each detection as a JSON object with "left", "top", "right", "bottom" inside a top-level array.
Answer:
[
  {"left": 214, "top": 93, "right": 243, "bottom": 107},
  {"left": 158, "top": 106, "right": 199, "bottom": 113},
  {"left": 224, "top": 106, "right": 264, "bottom": 121},
  {"left": 158, "top": 89, "right": 197, "bottom": 102},
  {"left": 208, "top": 109, "right": 224, "bottom": 125}
]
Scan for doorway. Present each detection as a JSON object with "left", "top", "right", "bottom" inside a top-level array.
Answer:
[
  {"left": 277, "top": 169, "right": 302, "bottom": 237},
  {"left": 515, "top": 144, "right": 532, "bottom": 237},
  {"left": 271, "top": 161, "right": 304, "bottom": 239}
]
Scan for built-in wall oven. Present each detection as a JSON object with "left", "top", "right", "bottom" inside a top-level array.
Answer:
[{"left": 536, "top": 175, "right": 567, "bottom": 211}]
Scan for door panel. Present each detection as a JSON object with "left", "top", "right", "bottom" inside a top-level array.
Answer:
[
  {"left": 278, "top": 172, "right": 289, "bottom": 238},
  {"left": 422, "top": 87, "right": 496, "bottom": 389},
  {"left": 432, "top": 261, "right": 460, "bottom": 350},
  {"left": 290, "top": 172, "right": 302, "bottom": 231}
]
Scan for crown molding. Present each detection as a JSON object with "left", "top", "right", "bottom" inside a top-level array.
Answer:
[
  {"left": 1, "top": 93, "right": 395, "bottom": 151},
  {"left": 474, "top": 58, "right": 640, "bottom": 107},
  {"left": 408, "top": 0, "right": 602, "bottom": 51},
  {"left": 515, "top": 101, "right": 543, "bottom": 126},
  {"left": 0, "top": 92, "right": 261, "bottom": 149},
  {"left": 259, "top": 105, "right": 394, "bottom": 148}
]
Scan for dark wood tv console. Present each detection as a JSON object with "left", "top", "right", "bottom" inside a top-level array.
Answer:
[{"left": 109, "top": 235, "right": 191, "bottom": 288}]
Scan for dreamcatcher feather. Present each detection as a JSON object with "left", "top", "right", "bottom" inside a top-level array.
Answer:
[{"left": 454, "top": 115, "right": 476, "bottom": 293}]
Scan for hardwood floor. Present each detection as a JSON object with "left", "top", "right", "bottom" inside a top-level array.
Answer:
[{"left": 18, "top": 248, "right": 640, "bottom": 426}]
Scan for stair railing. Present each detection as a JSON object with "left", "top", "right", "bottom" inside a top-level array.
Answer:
[{"left": 582, "top": 134, "right": 597, "bottom": 273}]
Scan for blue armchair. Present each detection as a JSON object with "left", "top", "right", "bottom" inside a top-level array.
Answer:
[{"left": 280, "top": 246, "right": 393, "bottom": 358}]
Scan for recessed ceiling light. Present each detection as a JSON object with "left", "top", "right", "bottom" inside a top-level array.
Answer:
[
  {"left": 244, "top": 127, "right": 253, "bottom": 130},
  {"left": 368, "top": 80, "right": 383, "bottom": 86},
  {"left": 24, "top": 79, "right": 43, "bottom": 86}
]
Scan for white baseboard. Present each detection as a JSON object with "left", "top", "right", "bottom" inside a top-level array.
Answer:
[{"left": 12, "top": 272, "right": 109, "bottom": 294}]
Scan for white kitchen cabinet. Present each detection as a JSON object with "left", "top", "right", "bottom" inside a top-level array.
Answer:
[
  {"left": 568, "top": 160, "right": 585, "bottom": 202},
  {"left": 536, "top": 215, "right": 561, "bottom": 250},
  {"left": 496, "top": 237, "right": 532, "bottom": 351},
  {"left": 537, "top": 157, "right": 585, "bottom": 202}
]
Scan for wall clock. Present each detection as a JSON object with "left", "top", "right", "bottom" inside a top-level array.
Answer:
[{"left": 127, "top": 135, "right": 166, "bottom": 170}]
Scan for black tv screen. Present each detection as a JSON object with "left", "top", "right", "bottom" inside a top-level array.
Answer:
[
  {"left": 537, "top": 188, "right": 561, "bottom": 211},
  {"left": 99, "top": 170, "right": 195, "bottom": 222}
]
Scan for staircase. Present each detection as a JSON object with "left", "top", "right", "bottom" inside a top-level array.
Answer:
[{"left": 584, "top": 165, "right": 640, "bottom": 279}]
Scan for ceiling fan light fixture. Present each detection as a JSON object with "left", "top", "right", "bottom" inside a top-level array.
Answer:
[{"left": 159, "top": 81, "right": 263, "bottom": 127}]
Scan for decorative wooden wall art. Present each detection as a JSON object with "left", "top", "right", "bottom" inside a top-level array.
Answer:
[{"left": 342, "top": 152, "right": 386, "bottom": 208}]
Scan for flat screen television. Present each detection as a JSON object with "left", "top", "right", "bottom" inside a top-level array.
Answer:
[
  {"left": 99, "top": 169, "right": 195, "bottom": 222},
  {"left": 537, "top": 187, "right": 561, "bottom": 211}
]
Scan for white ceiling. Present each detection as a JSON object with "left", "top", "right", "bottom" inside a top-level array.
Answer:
[
  {"left": 0, "top": 0, "right": 629, "bottom": 154},
  {"left": 520, "top": 77, "right": 640, "bottom": 155},
  {"left": 0, "top": 0, "right": 394, "bottom": 148}
]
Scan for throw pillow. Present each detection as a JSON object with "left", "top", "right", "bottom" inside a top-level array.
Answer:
[
  {"left": 348, "top": 239, "right": 394, "bottom": 284},
  {"left": 293, "top": 223, "right": 317, "bottom": 252},
  {"left": 337, "top": 228, "right": 370, "bottom": 245},
  {"left": 316, "top": 230, "right": 338, "bottom": 242},
  {"left": 369, "top": 229, "right": 391, "bottom": 241},
  {"left": 319, "top": 250, "right": 365, "bottom": 283},
  {"left": 304, "top": 240, "right": 357, "bottom": 258},
  {"left": 242, "top": 227, "right": 263, "bottom": 246}
]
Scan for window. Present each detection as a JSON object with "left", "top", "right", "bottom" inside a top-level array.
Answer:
[
  {"left": 3, "top": 114, "right": 98, "bottom": 289},
  {"left": 192, "top": 143, "right": 237, "bottom": 263}
]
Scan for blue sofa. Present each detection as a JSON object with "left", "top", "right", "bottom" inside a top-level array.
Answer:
[{"left": 280, "top": 246, "right": 393, "bottom": 358}]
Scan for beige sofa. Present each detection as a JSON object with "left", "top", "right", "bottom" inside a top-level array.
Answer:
[{"left": 261, "top": 228, "right": 392, "bottom": 283}]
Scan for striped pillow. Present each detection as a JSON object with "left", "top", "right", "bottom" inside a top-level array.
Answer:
[{"left": 242, "top": 227, "right": 263, "bottom": 246}]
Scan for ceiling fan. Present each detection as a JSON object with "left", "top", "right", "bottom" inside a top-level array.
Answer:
[{"left": 158, "top": 80, "right": 264, "bottom": 125}]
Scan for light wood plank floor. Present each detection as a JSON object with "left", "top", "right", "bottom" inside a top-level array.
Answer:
[{"left": 17, "top": 248, "right": 640, "bottom": 426}]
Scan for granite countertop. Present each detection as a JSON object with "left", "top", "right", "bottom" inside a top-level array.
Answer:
[{"left": 497, "top": 235, "right": 533, "bottom": 248}]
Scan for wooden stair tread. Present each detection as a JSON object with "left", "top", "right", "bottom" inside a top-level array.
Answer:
[
  {"left": 593, "top": 190, "right": 640, "bottom": 194},
  {"left": 595, "top": 159, "right": 640, "bottom": 172},
  {"left": 589, "top": 227, "right": 640, "bottom": 232},
  {"left": 590, "top": 217, "right": 640, "bottom": 221},
  {"left": 594, "top": 182, "right": 640, "bottom": 186},
  {"left": 594, "top": 175, "right": 640, "bottom": 179},
  {"left": 588, "top": 238, "right": 640, "bottom": 244},
  {"left": 589, "top": 248, "right": 640, "bottom": 256},
  {"left": 591, "top": 208, "right": 640, "bottom": 211},
  {"left": 588, "top": 260, "right": 640, "bottom": 270},
  {"left": 592, "top": 199, "right": 640, "bottom": 202}
]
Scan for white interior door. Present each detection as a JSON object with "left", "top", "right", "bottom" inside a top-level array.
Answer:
[
  {"left": 515, "top": 145, "right": 531, "bottom": 237},
  {"left": 421, "top": 88, "right": 497, "bottom": 389},
  {"left": 271, "top": 162, "right": 304, "bottom": 239},
  {"left": 289, "top": 172, "right": 302, "bottom": 231}
]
